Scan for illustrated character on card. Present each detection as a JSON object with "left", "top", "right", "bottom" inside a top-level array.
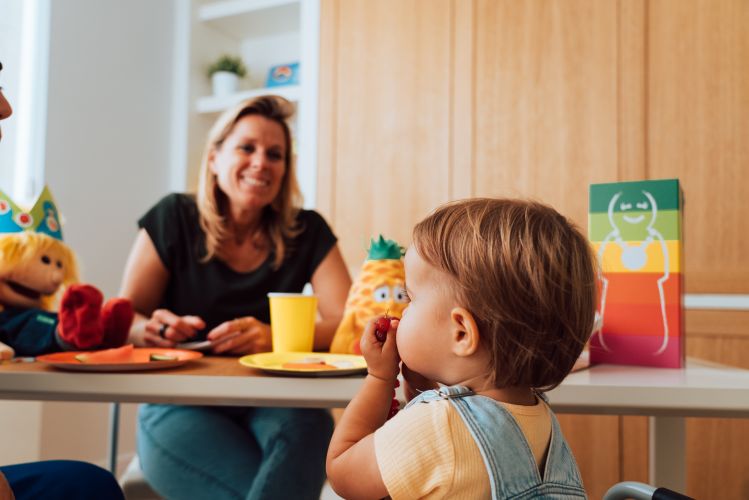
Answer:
[
  {"left": 0, "top": 187, "right": 133, "bottom": 359},
  {"left": 330, "top": 236, "right": 408, "bottom": 354},
  {"left": 594, "top": 188, "right": 670, "bottom": 355}
]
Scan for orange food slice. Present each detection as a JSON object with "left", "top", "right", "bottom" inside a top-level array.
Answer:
[
  {"left": 281, "top": 362, "right": 337, "bottom": 371},
  {"left": 75, "top": 344, "right": 135, "bottom": 363}
]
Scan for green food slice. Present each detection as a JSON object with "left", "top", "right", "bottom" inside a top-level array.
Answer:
[{"left": 150, "top": 354, "right": 178, "bottom": 362}]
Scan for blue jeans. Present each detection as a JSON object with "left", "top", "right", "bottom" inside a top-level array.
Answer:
[{"left": 137, "top": 404, "right": 333, "bottom": 500}]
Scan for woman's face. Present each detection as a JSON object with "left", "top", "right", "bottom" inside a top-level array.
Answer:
[{"left": 210, "top": 114, "right": 287, "bottom": 214}]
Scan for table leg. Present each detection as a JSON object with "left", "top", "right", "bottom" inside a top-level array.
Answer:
[
  {"left": 108, "top": 402, "right": 120, "bottom": 474},
  {"left": 648, "top": 416, "right": 685, "bottom": 492}
]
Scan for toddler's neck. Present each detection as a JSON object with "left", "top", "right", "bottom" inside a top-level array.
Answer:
[{"left": 475, "top": 385, "right": 537, "bottom": 406}]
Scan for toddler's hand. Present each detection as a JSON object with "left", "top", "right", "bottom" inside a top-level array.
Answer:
[{"left": 360, "top": 317, "right": 400, "bottom": 382}]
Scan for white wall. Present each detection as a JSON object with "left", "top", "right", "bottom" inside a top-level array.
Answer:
[
  {"left": 0, "top": 0, "right": 24, "bottom": 189},
  {"left": 1, "top": 0, "right": 177, "bottom": 470},
  {"left": 45, "top": 0, "right": 175, "bottom": 296}
]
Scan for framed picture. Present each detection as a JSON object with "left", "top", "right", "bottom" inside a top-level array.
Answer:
[{"left": 266, "top": 62, "right": 300, "bottom": 87}]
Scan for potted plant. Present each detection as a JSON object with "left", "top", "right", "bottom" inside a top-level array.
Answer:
[{"left": 208, "top": 55, "right": 247, "bottom": 96}]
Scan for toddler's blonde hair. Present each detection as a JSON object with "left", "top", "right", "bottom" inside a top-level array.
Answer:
[{"left": 412, "top": 198, "right": 597, "bottom": 391}]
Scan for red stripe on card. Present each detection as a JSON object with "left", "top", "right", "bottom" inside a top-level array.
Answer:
[
  {"left": 589, "top": 333, "right": 683, "bottom": 368},
  {"left": 600, "top": 303, "right": 682, "bottom": 337}
]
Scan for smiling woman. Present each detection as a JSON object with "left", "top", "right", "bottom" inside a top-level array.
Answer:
[{"left": 119, "top": 95, "right": 352, "bottom": 500}]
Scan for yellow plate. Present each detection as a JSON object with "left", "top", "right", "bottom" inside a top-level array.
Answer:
[{"left": 239, "top": 352, "right": 367, "bottom": 377}]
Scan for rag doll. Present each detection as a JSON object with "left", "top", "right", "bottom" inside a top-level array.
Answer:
[{"left": 0, "top": 187, "right": 133, "bottom": 359}]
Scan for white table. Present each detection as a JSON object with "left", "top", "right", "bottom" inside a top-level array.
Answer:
[
  {"left": 548, "top": 357, "right": 749, "bottom": 492},
  {"left": 1, "top": 356, "right": 748, "bottom": 492}
]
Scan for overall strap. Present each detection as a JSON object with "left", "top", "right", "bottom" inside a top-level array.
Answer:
[
  {"left": 446, "top": 389, "right": 587, "bottom": 499},
  {"left": 403, "top": 384, "right": 475, "bottom": 408},
  {"left": 447, "top": 393, "right": 540, "bottom": 499},
  {"left": 540, "top": 409, "right": 586, "bottom": 489}
]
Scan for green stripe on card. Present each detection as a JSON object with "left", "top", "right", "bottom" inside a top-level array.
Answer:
[
  {"left": 590, "top": 179, "right": 681, "bottom": 213},
  {"left": 589, "top": 209, "right": 681, "bottom": 241}
]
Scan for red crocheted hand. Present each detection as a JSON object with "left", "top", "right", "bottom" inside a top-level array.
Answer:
[{"left": 58, "top": 284, "right": 133, "bottom": 349}]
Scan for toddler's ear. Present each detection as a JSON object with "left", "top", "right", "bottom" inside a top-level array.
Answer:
[{"left": 449, "top": 307, "right": 480, "bottom": 357}]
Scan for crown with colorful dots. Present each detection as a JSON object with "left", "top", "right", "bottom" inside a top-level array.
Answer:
[{"left": 0, "top": 186, "right": 64, "bottom": 241}]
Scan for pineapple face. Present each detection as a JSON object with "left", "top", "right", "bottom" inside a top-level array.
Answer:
[
  {"left": 352, "top": 278, "right": 408, "bottom": 326},
  {"left": 330, "top": 236, "right": 407, "bottom": 354}
]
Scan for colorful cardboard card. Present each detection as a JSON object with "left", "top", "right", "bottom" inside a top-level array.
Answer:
[{"left": 589, "top": 179, "right": 684, "bottom": 368}]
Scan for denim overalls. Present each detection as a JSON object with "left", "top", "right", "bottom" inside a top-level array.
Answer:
[{"left": 406, "top": 385, "right": 587, "bottom": 499}]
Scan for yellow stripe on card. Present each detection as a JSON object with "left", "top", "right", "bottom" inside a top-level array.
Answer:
[{"left": 591, "top": 240, "right": 681, "bottom": 273}]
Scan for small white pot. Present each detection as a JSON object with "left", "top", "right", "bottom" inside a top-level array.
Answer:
[{"left": 211, "top": 71, "right": 239, "bottom": 96}]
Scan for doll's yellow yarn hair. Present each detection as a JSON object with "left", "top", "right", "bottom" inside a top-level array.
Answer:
[{"left": 0, "top": 232, "right": 79, "bottom": 310}]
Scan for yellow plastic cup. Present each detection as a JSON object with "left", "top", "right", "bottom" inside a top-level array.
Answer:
[{"left": 267, "top": 293, "right": 318, "bottom": 352}]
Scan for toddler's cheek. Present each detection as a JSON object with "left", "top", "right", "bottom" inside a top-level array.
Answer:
[{"left": 394, "top": 329, "right": 408, "bottom": 356}]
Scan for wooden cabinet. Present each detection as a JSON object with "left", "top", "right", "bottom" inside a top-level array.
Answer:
[
  {"left": 318, "top": 1, "right": 749, "bottom": 498},
  {"left": 317, "top": 0, "right": 454, "bottom": 266}
]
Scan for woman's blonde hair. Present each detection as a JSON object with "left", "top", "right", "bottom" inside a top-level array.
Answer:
[
  {"left": 412, "top": 198, "right": 598, "bottom": 391},
  {"left": 197, "top": 95, "right": 303, "bottom": 268},
  {"left": 0, "top": 233, "right": 79, "bottom": 310}
]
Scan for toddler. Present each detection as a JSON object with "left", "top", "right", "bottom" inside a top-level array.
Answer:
[{"left": 327, "top": 198, "right": 597, "bottom": 499}]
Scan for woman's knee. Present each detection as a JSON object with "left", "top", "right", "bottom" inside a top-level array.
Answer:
[
  {"left": 250, "top": 407, "right": 333, "bottom": 453},
  {"left": 256, "top": 408, "right": 332, "bottom": 434}
]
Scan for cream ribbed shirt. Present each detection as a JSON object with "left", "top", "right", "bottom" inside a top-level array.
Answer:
[{"left": 374, "top": 396, "right": 551, "bottom": 499}]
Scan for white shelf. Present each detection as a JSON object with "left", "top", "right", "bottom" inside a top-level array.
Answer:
[
  {"left": 199, "top": 0, "right": 299, "bottom": 39},
  {"left": 199, "top": 0, "right": 298, "bottom": 20},
  {"left": 178, "top": 0, "right": 318, "bottom": 204},
  {"left": 196, "top": 84, "right": 301, "bottom": 113}
]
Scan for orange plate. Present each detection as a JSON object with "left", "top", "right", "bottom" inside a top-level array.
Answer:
[{"left": 36, "top": 348, "right": 203, "bottom": 372}]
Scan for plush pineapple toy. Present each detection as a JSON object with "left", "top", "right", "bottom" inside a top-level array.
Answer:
[
  {"left": 330, "top": 236, "right": 408, "bottom": 354},
  {"left": 0, "top": 186, "right": 133, "bottom": 359}
]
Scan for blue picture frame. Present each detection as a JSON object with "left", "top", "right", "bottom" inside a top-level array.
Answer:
[{"left": 266, "top": 62, "right": 299, "bottom": 87}]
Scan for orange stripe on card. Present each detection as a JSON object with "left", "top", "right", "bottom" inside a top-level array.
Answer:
[{"left": 599, "top": 273, "right": 682, "bottom": 306}]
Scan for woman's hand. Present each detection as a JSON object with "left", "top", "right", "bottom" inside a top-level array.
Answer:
[
  {"left": 360, "top": 318, "right": 400, "bottom": 383},
  {"left": 137, "top": 309, "right": 205, "bottom": 347},
  {"left": 207, "top": 317, "right": 271, "bottom": 355}
]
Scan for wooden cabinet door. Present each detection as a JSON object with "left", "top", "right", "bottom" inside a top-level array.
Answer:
[
  {"left": 648, "top": 1, "right": 749, "bottom": 499},
  {"left": 318, "top": 0, "right": 454, "bottom": 267}
]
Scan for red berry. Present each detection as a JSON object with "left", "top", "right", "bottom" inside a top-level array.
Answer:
[
  {"left": 374, "top": 316, "right": 391, "bottom": 342},
  {"left": 387, "top": 404, "right": 399, "bottom": 419}
]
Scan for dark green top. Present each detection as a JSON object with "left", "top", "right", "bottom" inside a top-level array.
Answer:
[{"left": 139, "top": 193, "right": 337, "bottom": 338}]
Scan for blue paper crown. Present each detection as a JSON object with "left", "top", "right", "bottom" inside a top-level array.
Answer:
[{"left": 0, "top": 186, "right": 64, "bottom": 241}]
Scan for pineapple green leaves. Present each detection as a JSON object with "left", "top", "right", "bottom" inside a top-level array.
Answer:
[{"left": 367, "top": 235, "right": 405, "bottom": 261}]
